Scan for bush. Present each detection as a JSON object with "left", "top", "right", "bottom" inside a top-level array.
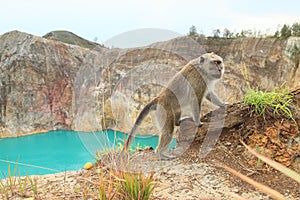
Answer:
[
  {"left": 117, "top": 171, "right": 156, "bottom": 200},
  {"left": 242, "top": 84, "right": 295, "bottom": 121}
]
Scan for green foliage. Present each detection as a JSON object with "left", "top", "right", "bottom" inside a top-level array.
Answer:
[
  {"left": 291, "top": 44, "right": 300, "bottom": 68},
  {"left": 240, "top": 29, "right": 253, "bottom": 38},
  {"left": 291, "top": 44, "right": 300, "bottom": 58},
  {"left": 118, "top": 172, "right": 156, "bottom": 200},
  {"left": 241, "top": 64, "right": 294, "bottom": 120},
  {"left": 280, "top": 24, "right": 292, "bottom": 38},
  {"left": 212, "top": 29, "right": 221, "bottom": 38},
  {"left": 292, "top": 22, "right": 300, "bottom": 37},
  {"left": 209, "top": 28, "right": 258, "bottom": 39},
  {"left": 79, "top": 169, "right": 156, "bottom": 200},
  {"left": 274, "top": 22, "right": 300, "bottom": 38},
  {"left": 43, "top": 30, "right": 101, "bottom": 49},
  {"left": 274, "top": 30, "right": 280, "bottom": 38},
  {"left": 188, "top": 25, "right": 198, "bottom": 37},
  {"left": 223, "top": 28, "right": 234, "bottom": 39},
  {"left": 190, "top": 22, "right": 300, "bottom": 39},
  {"left": 242, "top": 84, "right": 295, "bottom": 121}
]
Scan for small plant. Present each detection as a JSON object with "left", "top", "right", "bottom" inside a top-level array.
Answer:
[
  {"left": 17, "top": 174, "right": 27, "bottom": 197},
  {"left": 117, "top": 171, "right": 156, "bottom": 200},
  {"left": 79, "top": 167, "right": 156, "bottom": 200},
  {"left": 26, "top": 173, "right": 38, "bottom": 196},
  {"left": 0, "top": 179, "right": 9, "bottom": 199},
  {"left": 80, "top": 167, "right": 118, "bottom": 200},
  {"left": 0, "top": 164, "right": 18, "bottom": 198},
  {"left": 242, "top": 83, "right": 295, "bottom": 121},
  {"left": 0, "top": 164, "right": 42, "bottom": 199}
]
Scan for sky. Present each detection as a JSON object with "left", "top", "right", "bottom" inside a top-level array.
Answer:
[{"left": 1, "top": 0, "right": 300, "bottom": 47}]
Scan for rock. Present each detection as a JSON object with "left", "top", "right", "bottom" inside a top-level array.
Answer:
[
  {"left": 224, "top": 142, "right": 232, "bottom": 146},
  {"left": 233, "top": 188, "right": 240, "bottom": 193}
]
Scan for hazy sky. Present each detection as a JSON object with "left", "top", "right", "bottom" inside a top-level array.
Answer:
[{"left": 1, "top": 0, "right": 299, "bottom": 45}]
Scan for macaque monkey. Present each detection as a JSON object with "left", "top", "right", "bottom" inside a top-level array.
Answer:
[{"left": 119, "top": 52, "right": 225, "bottom": 161}]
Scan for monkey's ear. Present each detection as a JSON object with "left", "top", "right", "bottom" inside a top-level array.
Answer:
[{"left": 200, "top": 56, "right": 205, "bottom": 64}]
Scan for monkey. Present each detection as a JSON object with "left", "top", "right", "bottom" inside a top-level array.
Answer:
[{"left": 118, "top": 52, "right": 225, "bottom": 161}]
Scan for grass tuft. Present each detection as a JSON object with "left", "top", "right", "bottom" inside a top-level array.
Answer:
[
  {"left": 242, "top": 83, "right": 295, "bottom": 121},
  {"left": 117, "top": 171, "right": 156, "bottom": 200},
  {"left": 78, "top": 160, "right": 156, "bottom": 200}
]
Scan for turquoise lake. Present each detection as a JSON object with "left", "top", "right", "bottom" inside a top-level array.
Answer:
[{"left": 0, "top": 130, "right": 177, "bottom": 177}]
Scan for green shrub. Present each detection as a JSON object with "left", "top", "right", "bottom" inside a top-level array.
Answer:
[
  {"left": 242, "top": 84, "right": 295, "bottom": 121},
  {"left": 118, "top": 171, "right": 156, "bottom": 200}
]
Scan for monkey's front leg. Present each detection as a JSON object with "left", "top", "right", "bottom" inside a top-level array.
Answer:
[
  {"left": 191, "top": 100, "right": 203, "bottom": 127},
  {"left": 206, "top": 91, "right": 226, "bottom": 107}
]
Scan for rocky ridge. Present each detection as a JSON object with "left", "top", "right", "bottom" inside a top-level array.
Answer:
[{"left": 43, "top": 30, "right": 103, "bottom": 50}]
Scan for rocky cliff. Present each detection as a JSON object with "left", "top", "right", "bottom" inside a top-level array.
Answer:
[{"left": 0, "top": 31, "right": 299, "bottom": 137}]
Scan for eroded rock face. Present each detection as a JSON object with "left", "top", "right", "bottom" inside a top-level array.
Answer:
[
  {"left": 0, "top": 31, "right": 105, "bottom": 136},
  {"left": 0, "top": 31, "right": 299, "bottom": 137}
]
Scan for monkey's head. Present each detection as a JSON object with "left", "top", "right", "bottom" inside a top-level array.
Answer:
[{"left": 197, "top": 52, "right": 225, "bottom": 80}]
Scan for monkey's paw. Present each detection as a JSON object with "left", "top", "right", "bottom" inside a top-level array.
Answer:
[
  {"left": 198, "top": 121, "right": 204, "bottom": 127},
  {"left": 221, "top": 102, "right": 229, "bottom": 107}
]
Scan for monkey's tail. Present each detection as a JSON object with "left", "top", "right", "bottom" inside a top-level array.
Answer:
[{"left": 123, "top": 98, "right": 158, "bottom": 151}]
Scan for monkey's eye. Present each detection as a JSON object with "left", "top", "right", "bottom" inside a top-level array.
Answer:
[{"left": 214, "top": 60, "right": 222, "bottom": 65}]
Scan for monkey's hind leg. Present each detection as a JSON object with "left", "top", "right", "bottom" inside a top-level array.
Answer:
[
  {"left": 171, "top": 117, "right": 198, "bottom": 157},
  {"left": 155, "top": 110, "right": 176, "bottom": 160}
]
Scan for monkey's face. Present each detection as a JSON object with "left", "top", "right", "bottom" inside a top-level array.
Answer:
[{"left": 200, "top": 53, "right": 224, "bottom": 79}]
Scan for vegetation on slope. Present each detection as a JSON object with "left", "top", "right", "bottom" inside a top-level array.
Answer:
[{"left": 43, "top": 30, "right": 104, "bottom": 49}]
